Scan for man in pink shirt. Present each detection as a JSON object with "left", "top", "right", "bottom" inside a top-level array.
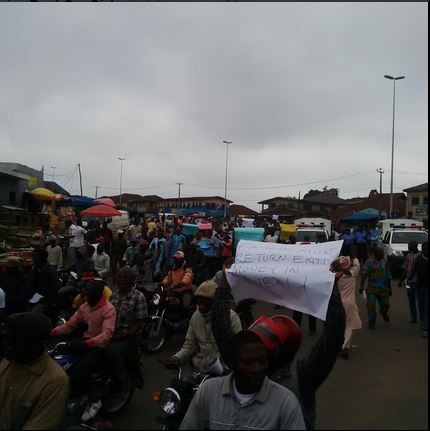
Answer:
[{"left": 51, "top": 278, "right": 116, "bottom": 422}]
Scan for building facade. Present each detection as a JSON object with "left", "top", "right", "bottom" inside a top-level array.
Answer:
[
  {"left": 403, "top": 183, "right": 428, "bottom": 226},
  {"left": 0, "top": 162, "right": 44, "bottom": 207}
]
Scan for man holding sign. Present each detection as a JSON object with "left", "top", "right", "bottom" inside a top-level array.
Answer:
[{"left": 212, "top": 240, "right": 346, "bottom": 430}]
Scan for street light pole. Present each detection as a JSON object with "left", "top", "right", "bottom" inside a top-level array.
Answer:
[
  {"left": 118, "top": 157, "right": 125, "bottom": 206},
  {"left": 223, "top": 140, "right": 232, "bottom": 219},
  {"left": 376, "top": 168, "right": 384, "bottom": 195},
  {"left": 384, "top": 74, "right": 405, "bottom": 218}
]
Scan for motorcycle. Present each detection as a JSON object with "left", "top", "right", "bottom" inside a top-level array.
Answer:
[
  {"left": 155, "top": 361, "right": 218, "bottom": 430},
  {"left": 140, "top": 284, "right": 193, "bottom": 354},
  {"left": 49, "top": 323, "right": 138, "bottom": 426}
]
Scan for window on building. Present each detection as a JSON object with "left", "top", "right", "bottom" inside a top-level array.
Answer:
[
  {"left": 411, "top": 197, "right": 420, "bottom": 206},
  {"left": 423, "top": 197, "right": 428, "bottom": 205},
  {"left": 9, "top": 191, "right": 16, "bottom": 203}
]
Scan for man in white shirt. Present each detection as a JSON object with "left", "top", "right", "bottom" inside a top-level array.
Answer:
[
  {"left": 92, "top": 243, "right": 111, "bottom": 279},
  {"left": 46, "top": 236, "right": 63, "bottom": 270},
  {"left": 67, "top": 219, "right": 87, "bottom": 265}
]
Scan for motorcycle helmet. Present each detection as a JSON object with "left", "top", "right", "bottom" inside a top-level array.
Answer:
[{"left": 248, "top": 315, "right": 301, "bottom": 363}]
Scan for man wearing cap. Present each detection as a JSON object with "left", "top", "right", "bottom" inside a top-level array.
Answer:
[
  {"left": 168, "top": 280, "right": 242, "bottom": 373},
  {"left": 0, "top": 312, "right": 69, "bottom": 429},
  {"left": 51, "top": 278, "right": 116, "bottom": 422},
  {"left": 162, "top": 251, "right": 193, "bottom": 313}
]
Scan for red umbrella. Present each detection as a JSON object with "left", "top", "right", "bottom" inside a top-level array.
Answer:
[
  {"left": 96, "top": 198, "right": 117, "bottom": 208},
  {"left": 80, "top": 205, "right": 122, "bottom": 217}
]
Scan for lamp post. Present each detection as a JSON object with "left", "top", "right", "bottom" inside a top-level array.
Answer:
[
  {"left": 223, "top": 140, "right": 232, "bottom": 219},
  {"left": 376, "top": 168, "right": 384, "bottom": 218},
  {"left": 118, "top": 157, "right": 125, "bottom": 206},
  {"left": 384, "top": 74, "right": 405, "bottom": 218},
  {"left": 50, "top": 166, "right": 57, "bottom": 191}
]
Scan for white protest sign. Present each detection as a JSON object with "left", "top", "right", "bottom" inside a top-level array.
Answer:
[
  {"left": 241, "top": 218, "right": 255, "bottom": 228},
  {"left": 226, "top": 239, "right": 344, "bottom": 320}
]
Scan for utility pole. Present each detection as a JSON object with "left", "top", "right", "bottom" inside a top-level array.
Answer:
[
  {"left": 176, "top": 182, "right": 183, "bottom": 212},
  {"left": 78, "top": 163, "right": 83, "bottom": 196},
  {"left": 95, "top": 186, "right": 100, "bottom": 199},
  {"left": 50, "top": 166, "right": 57, "bottom": 191},
  {"left": 376, "top": 168, "right": 384, "bottom": 218},
  {"left": 223, "top": 140, "right": 232, "bottom": 219}
]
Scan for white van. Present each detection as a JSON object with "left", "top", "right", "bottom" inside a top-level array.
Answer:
[{"left": 294, "top": 218, "right": 331, "bottom": 243}]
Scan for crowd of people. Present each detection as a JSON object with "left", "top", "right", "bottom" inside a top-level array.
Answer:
[{"left": 0, "top": 213, "right": 427, "bottom": 430}]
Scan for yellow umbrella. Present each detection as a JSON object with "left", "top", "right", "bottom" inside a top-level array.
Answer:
[{"left": 28, "top": 187, "right": 60, "bottom": 201}]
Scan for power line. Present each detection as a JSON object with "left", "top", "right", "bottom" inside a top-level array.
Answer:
[{"left": 183, "top": 170, "right": 375, "bottom": 191}]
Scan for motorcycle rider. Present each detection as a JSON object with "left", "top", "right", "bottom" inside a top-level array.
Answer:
[
  {"left": 50, "top": 278, "right": 116, "bottom": 422},
  {"left": 211, "top": 269, "right": 346, "bottom": 430},
  {"left": 0, "top": 312, "right": 69, "bottom": 429},
  {"left": 162, "top": 251, "right": 194, "bottom": 314},
  {"left": 106, "top": 266, "right": 147, "bottom": 394},
  {"left": 167, "top": 280, "right": 242, "bottom": 373}
]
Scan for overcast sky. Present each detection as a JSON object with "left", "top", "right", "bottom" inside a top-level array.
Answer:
[{"left": 0, "top": 3, "right": 428, "bottom": 211}]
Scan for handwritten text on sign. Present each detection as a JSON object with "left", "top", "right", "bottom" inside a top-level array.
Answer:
[{"left": 226, "top": 240, "right": 343, "bottom": 320}]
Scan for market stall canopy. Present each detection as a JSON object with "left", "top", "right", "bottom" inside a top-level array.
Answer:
[
  {"left": 95, "top": 198, "right": 117, "bottom": 208},
  {"left": 340, "top": 208, "right": 380, "bottom": 222},
  {"left": 65, "top": 195, "right": 97, "bottom": 208},
  {"left": 28, "top": 188, "right": 61, "bottom": 201},
  {"left": 80, "top": 204, "right": 122, "bottom": 217}
]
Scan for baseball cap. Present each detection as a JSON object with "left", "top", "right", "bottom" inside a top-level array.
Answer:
[{"left": 174, "top": 251, "right": 185, "bottom": 259}]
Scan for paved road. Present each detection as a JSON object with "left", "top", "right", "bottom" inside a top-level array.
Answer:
[{"left": 113, "top": 280, "right": 428, "bottom": 430}]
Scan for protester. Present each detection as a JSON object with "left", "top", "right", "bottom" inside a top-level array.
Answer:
[
  {"left": 97, "top": 221, "right": 113, "bottom": 255},
  {"left": 168, "top": 227, "right": 187, "bottom": 269},
  {"left": 360, "top": 246, "right": 391, "bottom": 330},
  {"left": 149, "top": 229, "right": 169, "bottom": 280},
  {"left": 0, "top": 312, "right": 69, "bottom": 429},
  {"left": 182, "top": 240, "right": 206, "bottom": 286},
  {"left": 340, "top": 228, "right": 355, "bottom": 257},
  {"left": 111, "top": 230, "right": 128, "bottom": 282},
  {"left": 331, "top": 255, "right": 361, "bottom": 359},
  {"left": 51, "top": 278, "right": 116, "bottom": 421},
  {"left": 92, "top": 243, "right": 111, "bottom": 279},
  {"left": 46, "top": 235, "right": 63, "bottom": 270},
  {"left": 162, "top": 251, "right": 194, "bottom": 312},
  {"left": 180, "top": 330, "right": 306, "bottom": 430},
  {"left": 403, "top": 241, "right": 421, "bottom": 324},
  {"left": 409, "top": 242, "right": 428, "bottom": 338},
  {"left": 293, "top": 238, "right": 316, "bottom": 334},
  {"left": 265, "top": 227, "right": 279, "bottom": 243},
  {"left": 355, "top": 225, "right": 368, "bottom": 266},
  {"left": 106, "top": 267, "right": 146, "bottom": 393},
  {"left": 168, "top": 280, "right": 242, "bottom": 373},
  {"left": 67, "top": 219, "right": 87, "bottom": 266},
  {"left": 0, "top": 256, "right": 31, "bottom": 315},
  {"left": 29, "top": 249, "right": 59, "bottom": 316},
  {"left": 124, "top": 237, "right": 140, "bottom": 268},
  {"left": 212, "top": 271, "right": 346, "bottom": 430}
]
